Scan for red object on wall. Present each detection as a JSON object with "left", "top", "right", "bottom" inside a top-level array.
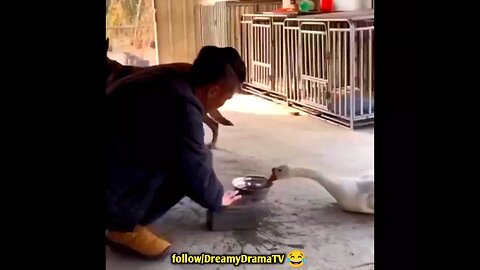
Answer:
[{"left": 320, "top": 0, "right": 334, "bottom": 12}]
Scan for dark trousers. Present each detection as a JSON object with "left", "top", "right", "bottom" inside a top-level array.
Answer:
[
  {"left": 137, "top": 178, "right": 185, "bottom": 226},
  {"left": 106, "top": 147, "right": 214, "bottom": 232},
  {"left": 106, "top": 160, "right": 185, "bottom": 232}
]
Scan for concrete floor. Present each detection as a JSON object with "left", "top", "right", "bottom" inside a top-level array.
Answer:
[{"left": 106, "top": 93, "right": 374, "bottom": 270}]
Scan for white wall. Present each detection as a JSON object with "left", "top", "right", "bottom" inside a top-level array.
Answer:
[{"left": 335, "top": 0, "right": 372, "bottom": 10}]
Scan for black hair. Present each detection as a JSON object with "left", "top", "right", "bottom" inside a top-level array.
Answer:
[{"left": 190, "top": 46, "right": 246, "bottom": 87}]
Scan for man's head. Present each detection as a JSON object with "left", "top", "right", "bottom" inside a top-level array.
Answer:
[{"left": 190, "top": 46, "right": 246, "bottom": 113}]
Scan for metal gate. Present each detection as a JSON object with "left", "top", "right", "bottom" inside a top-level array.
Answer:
[
  {"left": 283, "top": 18, "right": 300, "bottom": 101},
  {"left": 326, "top": 16, "right": 374, "bottom": 126},
  {"left": 299, "top": 22, "right": 329, "bottom": 111},
  {"left": 241, "top": 14, "right": 292, "bottom": 97},
  {"left": 251, "top": 17, "right": 272, "bottom": 90},
  {"left": 272, "top": 17, "right": 288, "bottom": 97}
]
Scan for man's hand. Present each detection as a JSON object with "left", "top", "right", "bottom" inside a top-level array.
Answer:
[{"left": 222, "top": 190, "right": 242, "bottom": 206}]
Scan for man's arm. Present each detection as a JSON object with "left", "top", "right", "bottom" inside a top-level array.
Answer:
[{"left": 175, "top": 100, "right": 224, "bottom": 211}]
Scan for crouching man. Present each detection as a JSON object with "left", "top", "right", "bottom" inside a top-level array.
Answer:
[{"left": 106, "top": 46, "right": 246, "bottom": 259}]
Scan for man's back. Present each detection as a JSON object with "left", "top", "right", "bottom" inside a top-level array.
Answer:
[
  {"left": 106, "top": 63, "right": 192, "bottom": 95},
  {"left": 107, "top": 65, "right": 202, "bottom": 170}
]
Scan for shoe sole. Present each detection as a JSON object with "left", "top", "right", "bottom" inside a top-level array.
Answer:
[{"left": 105, "top": 237, "right": 171, "bottom": 260}]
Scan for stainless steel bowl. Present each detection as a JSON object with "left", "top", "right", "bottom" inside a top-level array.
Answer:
[{"left": 232, "top": 175, "right": 272, "bottom": 202}]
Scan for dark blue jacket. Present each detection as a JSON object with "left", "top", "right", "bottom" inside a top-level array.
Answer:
[{"left": 106, "top": 66, "right": 224, "bottom": 229}]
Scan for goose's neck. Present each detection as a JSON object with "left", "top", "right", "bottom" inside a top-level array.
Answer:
[
  {"left": 290, "top": 167, "right": 327, "bottom": 183},
  {"left": 290, "top": 167, "right": 325, "bottom": 183},
  {"left": 290, "top": 167, "right": 341, "bottom": 195}
]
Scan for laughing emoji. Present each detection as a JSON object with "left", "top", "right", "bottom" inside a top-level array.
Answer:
[{"left": 287, "top": 250, "right": 306, "bottom": 268}]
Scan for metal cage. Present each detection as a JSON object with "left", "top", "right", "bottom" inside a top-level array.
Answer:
[
  {"left": 295, "top": 10, "right": 374, "bottom": 128},
  {"left": 240, "top": 10, "right": 374, "bottom": 129}
]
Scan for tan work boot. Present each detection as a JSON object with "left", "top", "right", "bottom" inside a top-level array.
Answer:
[{"left": 106, "top": 226, "right": 171, "bottom": 259}]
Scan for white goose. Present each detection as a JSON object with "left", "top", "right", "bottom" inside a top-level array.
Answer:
[{"left": 269, "top": 165, "right": 374, "bottom": 214}]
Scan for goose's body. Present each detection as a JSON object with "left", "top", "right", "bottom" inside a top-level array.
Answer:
[{"left": 269, "top": 166, "right": 374, "bottom": 214}]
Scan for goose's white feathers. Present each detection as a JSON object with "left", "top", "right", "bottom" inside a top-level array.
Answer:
[{"left": 270, "top": 165, "right": 374, "bottom": 214}]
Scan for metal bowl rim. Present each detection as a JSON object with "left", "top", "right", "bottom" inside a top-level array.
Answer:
[{"left": 232, "top": 175, "right": 272, "bottom": 190}]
